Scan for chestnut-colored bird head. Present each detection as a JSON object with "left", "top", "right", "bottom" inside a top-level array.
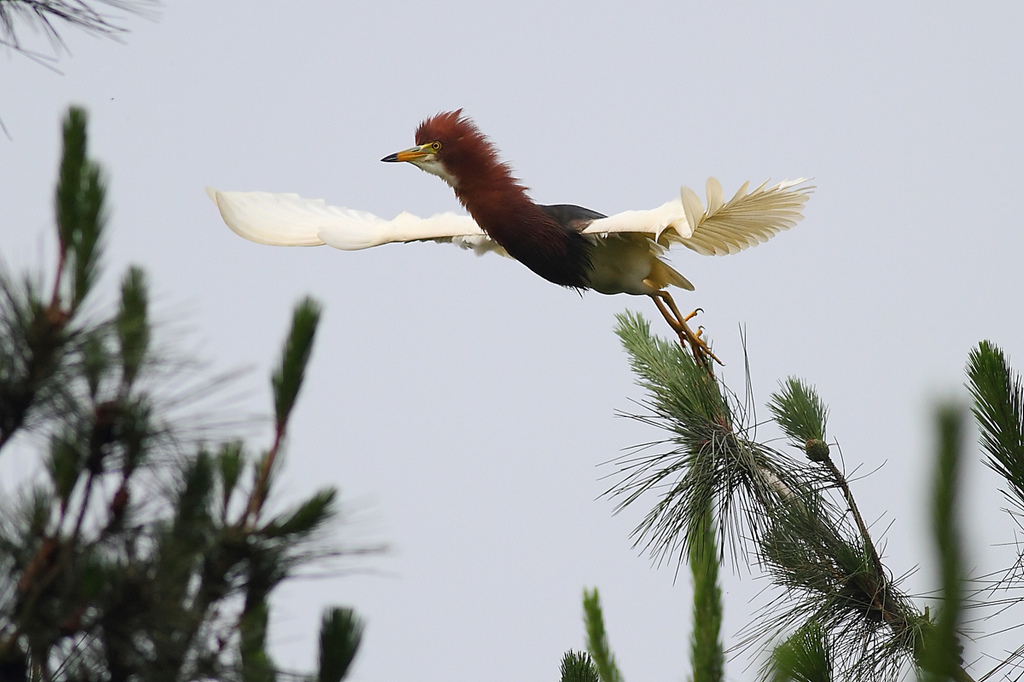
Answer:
[
  {"left": 413, "top": 109, "right": 474, "bottom": 148},
  {"left": 382, "top": 110, "right": 516, "bottom": 191}
]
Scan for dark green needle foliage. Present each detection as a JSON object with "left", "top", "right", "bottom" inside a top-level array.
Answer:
[
  {"left": 766, "top": 621, "right": 832, "bottom": 682},
  {"left": 272, "top": 297, "right": 321, "bottom": 431},
  {"left": 966, "top": 341, "right": 1024, "bottom": 516},
  {"left": 688, "top": 499, "right": 723, "bottom": 682},
  {"left": 610, "top": 312, "right": 813, "bottom": 568},
  {"left": 582, "top": 588, "right": 623, "bottom": 682},
  {"left": 56, "top": 107, "right": 106, "bottom": 309},
  {"left": 0, "top": 106, "right": 370, "bottom": 681},
  {"left": 576, "top": 313, "right": 1007, "bottom": 682},
  {"left": 768, "top": 378, "right": 830, "bottom": 462},
  {"left": 116, "top": 266, "right": 149, "bottom": 389},
  {"left": 0, "top": 108, "right": 105, "bottom": 448},
  {"left": 318, "top": 608, "right": 364, "bottom": 682},
  {"left": 962, "top": 342, "right": 1024, "bottom": 676},
  {"left": 561, "top": 650, "right": 601, "bottom": 682},
  {"left": 918, "top": 407, "right": 967, "bottom": 682},
  {"left": 0, "top": 0, "right": 159, "bottom": 62}
]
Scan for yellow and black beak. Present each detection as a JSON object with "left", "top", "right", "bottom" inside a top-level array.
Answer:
[{"left": 381, "top": 143, "right": 434, "bottom": 163}]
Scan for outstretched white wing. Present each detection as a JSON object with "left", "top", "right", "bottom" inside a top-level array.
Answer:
[
  {"left": 205, "top": 187, "right": 505, "bottom": 256},
  {"left": 582, "top": 178, "right": 812, "bottom": 256},
  {"left": 207, "top": 178, "right": 811, "bottom": 258}
]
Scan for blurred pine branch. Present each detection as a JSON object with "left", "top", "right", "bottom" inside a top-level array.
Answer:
[
  {"left": 582, "top": 588, "right": 623, "bottom": 682},
  {"left": 0, "top": 106, "right": 373, "bottom": 681},
  {"left": 0, "top": 0, "right": 158, "bottom": 66}
]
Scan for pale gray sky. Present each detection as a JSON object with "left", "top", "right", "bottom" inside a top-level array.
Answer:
[{"left": 4, "top": 2, "right": 1024, "bottom": 680}]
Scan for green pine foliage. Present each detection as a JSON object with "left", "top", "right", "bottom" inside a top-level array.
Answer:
[
  {"left": 272, "top": 297, "right": 321, "bottom": 431},
  {"left": 582, "top": 588, "right": 623, "bottom": 682},
  {"left": 317, "top": 608, "right": 364, "bottom": 682},
  {"left": 0, "top": 1, "right": 159, "bottom": 63},
  {"left": 688, "top": 499, "right": 723, "bottom": 682},
  {"left": 766, "top": 621, "right": 832, "bottom": 682},
  {"left": 562, "top": 314, "right": 1023, "bottom": 682},
  {"left": 11, "top": 105, "right": 1024, "bottom": 682},
  {"left": 0, "top": 107, "right": 369, "bottom": 681},
  {"left": 767, "top": 378, "right": 830, "bottom": 462},
  {"left": 610, "top": 311, "right": 811, "bottom": 568},
  {"left": 918, "top": 407, "right": 968, "bottom": 682},
  {"left": 967, "top": 341, "right": 1024, "bottom": 515},
  {"left": 561, "top": 650, "right": 601, "bottom": 682}
]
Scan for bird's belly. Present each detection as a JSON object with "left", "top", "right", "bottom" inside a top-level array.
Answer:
[{"left": 586, "top": 236, "right": 660, "bottom": 296}]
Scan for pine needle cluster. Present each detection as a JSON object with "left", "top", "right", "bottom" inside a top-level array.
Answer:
[
  {"left": 0, "top": 0, "right": 158, "bottom": 65},
  {"left": 563, "top": 312, "right": 1024, "bottom": 682},
  {"left": 0, "top": 107, "right": 370, "bottom": 682}
]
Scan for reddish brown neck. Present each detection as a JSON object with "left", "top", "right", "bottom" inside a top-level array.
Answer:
[
  {"left": 451, "top": 171, "right": 593, "bottom": 290},
  {"left": 453, "top": 170, "right": 536, "bottom": 243}
]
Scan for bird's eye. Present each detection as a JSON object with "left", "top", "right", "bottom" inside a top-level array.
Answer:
[{"left": 430, "top": 141, "right": 442, "bottom": 152}]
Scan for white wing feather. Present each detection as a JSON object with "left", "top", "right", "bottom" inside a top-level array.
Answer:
[
  {"left": 208, "top": 178, "right": 811, "bottom": 259},
  {"left": 206, "top": 188, "right": 506, "bottom": 256},
  {"left": 582, "top": 178, "right": 813, "bottom": 256}
]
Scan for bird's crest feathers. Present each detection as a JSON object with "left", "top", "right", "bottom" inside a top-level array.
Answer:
[
  {"left": 414, "top": 109, "right": 469, "bottom": 147},
  {"left": 414, "top": 111, "right": 526, "bottom": 198}
]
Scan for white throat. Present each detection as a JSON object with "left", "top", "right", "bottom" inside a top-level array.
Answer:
[{"left": 412, "top": 156, "right": 459, "bottom": 188}]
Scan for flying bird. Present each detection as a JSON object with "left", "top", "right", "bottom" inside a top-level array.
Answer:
[{"left": 208, "top": 110, "right": 811, "bottom": 364}]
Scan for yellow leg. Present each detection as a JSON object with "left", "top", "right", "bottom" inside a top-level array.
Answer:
[{"left": 649, "top": 291, "right": 722, "bottom": 367}]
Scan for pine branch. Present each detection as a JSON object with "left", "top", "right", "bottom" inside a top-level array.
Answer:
[
  {"left": 0, "top": 0, "right": 159, "bottom": 63},
  {"left": 0, "top": 105, "right": 370, "bottom": 681},
  {"left": 116, "top": 266, "right": 148, "bottom": 390},
  {"left": 768, "top": 378, "right": 829, "bottom": 461},
  {"left": 561, "top": 651, "right": 601, "bottom": 682},
  {"left": 966, "top": 341, "right": 1024, "bottom": 516},
  {"left": 917, "top": 406, "right": 970, "bottom": 682},
  {"left": 766, "top": 621, "right": 833, "bottom": 682},
  {"left": 611, "top": 312, "right": 977, "bottom": 681},
  {"left": 768, "top": 380, "right": 893, "bottom": 645},
  {"left": 246, "top": 297, "right": 322, "bottom": 525},
  {"left": 965, "top": 342, "right": 1024, "bottom": 679},
  {"left": 610, "top": 311, "right": 810, "bottom": 569},
  {"left": 272, "top": 296, "right": 321, "bottom": 433},
  {"left": 318, "top": 607, "right": 363, "bottom": 682},
  {"left": 262, "top": 489, "right": 337, "bottom": 539},
  {"left": 54, "top": 106, "right": 106, "bottom": 312},
  {"left": 0, "top": 107, "right": 105, "bottom": 450},
  {"left": 688, "top": 499, "right": 724, "bottom": 682},
  {"left": 582, "top": 588, "right": 623, "bottom": 682}
]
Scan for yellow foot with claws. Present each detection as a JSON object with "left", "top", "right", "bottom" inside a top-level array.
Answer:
[
  {"left": 649, "top": 293, "right": 723, "bottom": 368},
  {"left": 675, "top": 312, "right": 721, "bottom": 367}
]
